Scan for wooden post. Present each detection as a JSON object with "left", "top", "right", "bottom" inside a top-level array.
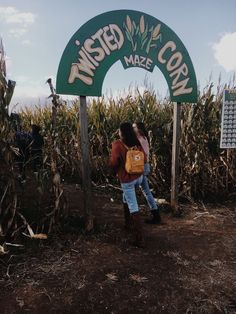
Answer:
[
  {"left": 171, "top": 102, "right": 181, "bottom": 212},
  {"left": 79, "top": 96, "right": 93, "bottom": 230}
]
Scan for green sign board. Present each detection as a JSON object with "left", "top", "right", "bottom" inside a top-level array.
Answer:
[{"left": 56, "top": 10, "right": 197, "bottom": 103}]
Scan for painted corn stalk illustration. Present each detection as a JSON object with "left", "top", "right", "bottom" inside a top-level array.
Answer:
[{"left": 123, "top": 15, "right": 162, "bottom": 53}]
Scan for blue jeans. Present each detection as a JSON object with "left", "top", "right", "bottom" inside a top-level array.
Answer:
[
  {"left": 141, "top": 163, "right": 158, "bottom": 210},
  {"left": 121, "top": 175, "right": 143, "bottom": 214}
]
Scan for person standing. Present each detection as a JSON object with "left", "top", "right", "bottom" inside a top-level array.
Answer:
[
  {"left": 133, "top": 122, "right": 161, "bottom": 224},
  {"left": 15, "top": 125, "right": 32, "bottom": 181},
  {"left": 30, "top": 125, "right": 44, "bottom": 172},
  {"left": 109, "top": 122, "right": 146, "bottom": 247}
]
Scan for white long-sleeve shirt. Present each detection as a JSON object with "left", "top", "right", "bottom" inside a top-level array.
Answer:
[{"left": 137, "top": 135, "right": 150, "bottom": 162}]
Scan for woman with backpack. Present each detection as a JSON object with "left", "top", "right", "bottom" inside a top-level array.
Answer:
[
  {"left": 133, "top": 122, "right": 161, "bottom": 224},
  {"left": 109, "top": 122, "right": 146, "bottom": 247}
]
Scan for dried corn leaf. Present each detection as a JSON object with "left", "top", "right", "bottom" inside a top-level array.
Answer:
[
  {"left": 0, "top": 244, "right": 8, "bottom": 255},
  {"left": 129, "top": 274, "right": 148, "bottom": 283},
  {"left": 26, "top": 224, "right": 47, "bottom": 239},
  {"left": 106, "top": 273, "right": 118, "bottom": 281}
]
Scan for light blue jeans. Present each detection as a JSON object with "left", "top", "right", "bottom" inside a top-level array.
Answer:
[
  {"left": 121, "top": 175, "right": 143, "bottom": 214},
  {"left": 141, "top": 163, "right": 158, "bottom": 210}
]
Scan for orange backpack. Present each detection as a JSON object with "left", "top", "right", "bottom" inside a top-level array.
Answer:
[{"left": 121, "top": 141, "right": 145, "bottom": 175}]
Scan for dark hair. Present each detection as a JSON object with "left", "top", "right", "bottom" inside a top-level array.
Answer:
[
  {"left": 120, "top": 122, "right": 140, "bottom": 148},
  {"left": 136, "top": 122, "right": 149, "bottom": 142},
  {"left": 31, "top": 124, "right": 41, "bottom": 134}
]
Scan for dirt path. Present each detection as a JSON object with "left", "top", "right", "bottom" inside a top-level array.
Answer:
[{"left": 0, "top": 185, "right": 236, "bottom": 313}]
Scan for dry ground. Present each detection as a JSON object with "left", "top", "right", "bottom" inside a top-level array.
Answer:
[{"left": 0, "top": 185, "right": 236, "bottom": 314}]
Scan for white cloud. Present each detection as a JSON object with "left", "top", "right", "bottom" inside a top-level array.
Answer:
[
  {"left": 15, "top": 80, "right": 48, "bottom": 97},
  {"left": 9, "top": 28, "right": 27, "bottom": 38},
  {"left": 15, "top": 75, "right": 30, "bottom": 83},
  {"left": 10, "top": 76, "right": 58, "bottom": 103},
  {"left": 0, "top": 6, "right": 36, "bottom": 40},
  {"left": 9, "top": 76, "right": 77, "bottom": 108},
  {"left": 212, "top": 32, "right": 236, "bottom": 72},
  {"left": 10, "top": 80, "right": 48, "bottom": 108},
  {"left": 0, "top": 7, "right": 36, "bottom": 26},
  {"left": 21, "top": 39, "right": 31, "bottom": 46}
]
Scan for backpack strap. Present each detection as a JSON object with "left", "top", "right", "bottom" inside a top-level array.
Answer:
[
  {"left": 119, "top": 140, "right": 139, "bottom": 151},
  {"left": 119, "top": 139, "right": 129, "bottom": 150}
]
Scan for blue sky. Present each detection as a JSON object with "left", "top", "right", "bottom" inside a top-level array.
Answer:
[{"left": 0, "top": 0, "right": 236, "bottom": 107}]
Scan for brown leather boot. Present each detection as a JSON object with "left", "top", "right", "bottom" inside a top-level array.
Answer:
[
  {"left": 145, "top": 210, "right": 162, "bottom": 224},
  {"left": 131, "top": 212, "right": 145, "bottom": 248},
  {"left": 123, "top": 203, "right": 132, "bottom": 231}
]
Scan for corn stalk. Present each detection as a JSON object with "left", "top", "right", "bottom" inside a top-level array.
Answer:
[{"left": 20, "top": 83, "right": 236, "bottom": 201}]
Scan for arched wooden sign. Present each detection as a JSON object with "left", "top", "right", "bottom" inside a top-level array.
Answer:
[{"left": 56, "top": 10, "right": 197, "bottom": 103}]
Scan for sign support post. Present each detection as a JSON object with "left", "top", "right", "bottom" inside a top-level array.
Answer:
[
  {"left": 79, "top": 96, "right": 93, "bottom": 230},
  {"left": 171, "top": 102, "right": 181, "bottom": 212}
]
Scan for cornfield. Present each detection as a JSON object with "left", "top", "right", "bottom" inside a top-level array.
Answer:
[
  {"left": 1, "top": 49, "right": 236, "bottom": 244},
  {"left": 21, "top": 82, "right": 236, "bottom": 201},
  {"left": 0, "top": 72, "right": 67, "bottom": 245},
  {"left": 0, "top": 71, "right": 17, "bottom": 243}
]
